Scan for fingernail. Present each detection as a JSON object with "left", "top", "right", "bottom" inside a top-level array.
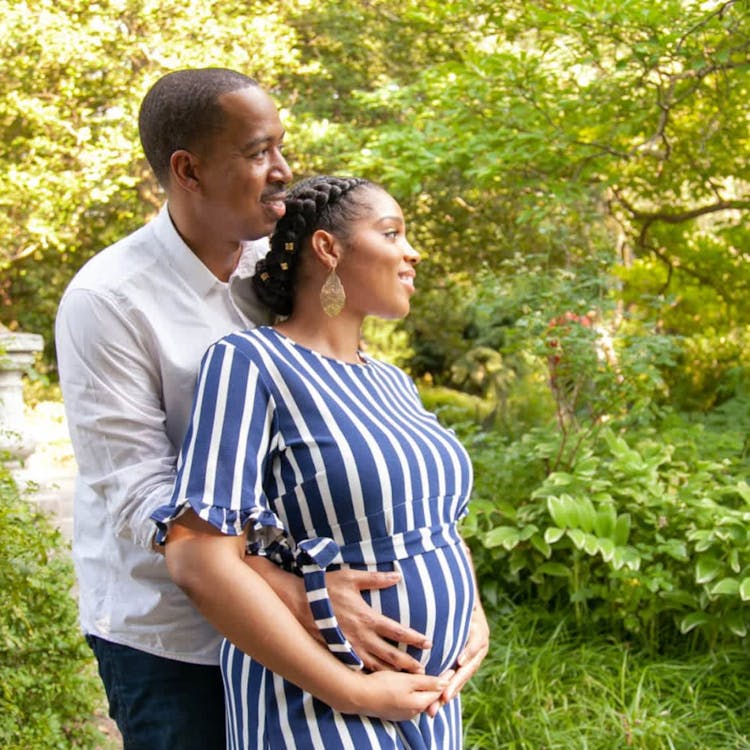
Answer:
[{"left": 422, "top": 639, "right": 433, "bottom": 649}]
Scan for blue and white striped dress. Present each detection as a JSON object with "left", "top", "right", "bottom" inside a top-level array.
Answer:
[{"left": 154, "top": 326, "right": 476, "bottom": 749}]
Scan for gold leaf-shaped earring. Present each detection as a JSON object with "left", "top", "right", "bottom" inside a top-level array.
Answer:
[{"left": 320, "top": 267, "right": 346, "bottom": 317}]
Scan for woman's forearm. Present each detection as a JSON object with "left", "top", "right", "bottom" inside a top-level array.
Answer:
[{"left": 165, "top": 513, "right": 446, "bottom": 720}]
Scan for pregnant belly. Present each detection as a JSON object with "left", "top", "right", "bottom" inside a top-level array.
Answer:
[{"left": 359, "top": 542, "right": 476, "bottom": 675}]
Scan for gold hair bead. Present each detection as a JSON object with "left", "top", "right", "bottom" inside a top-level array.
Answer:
[
  {"left": 285, "top": 241, "right": 295, "bottom": 252},
  {"left": 280, "top": 262, "right": 289, "bottom": 271},
  {"left": 260, "top": 272, "right": 270, "bottom": 281}
]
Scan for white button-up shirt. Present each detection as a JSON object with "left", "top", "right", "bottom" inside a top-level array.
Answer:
[{"left": 55, "top": 205, "right": 271, "bottom": 664}]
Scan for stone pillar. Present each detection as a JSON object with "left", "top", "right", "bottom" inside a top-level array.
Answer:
[{"left": 0, "top": 326, "right": 44, "bottom": 465}]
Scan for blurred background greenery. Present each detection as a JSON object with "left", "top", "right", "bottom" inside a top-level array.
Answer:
[{"left": 2, "top": 0, "right": 749, "bottom": 746}]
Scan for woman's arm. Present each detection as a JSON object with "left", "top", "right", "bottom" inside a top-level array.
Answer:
[{"left": 166, "top": 509, "right": 448, "bottom": 721}]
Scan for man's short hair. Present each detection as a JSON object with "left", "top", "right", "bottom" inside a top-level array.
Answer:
[{"left": 138, "top": 68, "right": 258, "bottom": 187}]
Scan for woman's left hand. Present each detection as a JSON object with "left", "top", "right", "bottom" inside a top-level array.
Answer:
[{"left": 426, "top": 603, "right": 490, "bottom": 718}]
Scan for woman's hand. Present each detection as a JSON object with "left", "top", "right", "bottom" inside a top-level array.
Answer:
[
  {"left": 341, "top": 669, "right": 454, "bottom": 722},
  {"left": 426, "top": 603, "right": 490, "bottom": 717}
]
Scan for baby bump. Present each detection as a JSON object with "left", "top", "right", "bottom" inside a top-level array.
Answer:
[{"left": 360, "top": 542, "right": 476, "bottom": 675}]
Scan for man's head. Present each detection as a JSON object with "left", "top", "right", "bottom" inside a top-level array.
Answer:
[
  {"left": 138, "top": 68, "right": 292, "bottom": 253},
  {"left": 139, "top": 67, "right": 257, "bottom": 188}
]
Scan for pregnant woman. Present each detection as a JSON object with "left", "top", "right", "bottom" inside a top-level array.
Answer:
[{"left": 153, "top": 176, "right": 488, "bottom": 749}]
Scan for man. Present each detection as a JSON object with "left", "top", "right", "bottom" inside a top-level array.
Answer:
[{"left": 56, "top": 68, "right": 448, "bottom": 749}]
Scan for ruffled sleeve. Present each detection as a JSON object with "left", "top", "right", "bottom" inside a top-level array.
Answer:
[{"left": 152, "top": 337, "right": 282, "bottom": 545}]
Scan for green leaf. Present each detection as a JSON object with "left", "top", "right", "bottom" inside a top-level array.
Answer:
[
  {"left": 726, "top": 612, "right": 747, "bottom": 638},
  {"left": 597, "top": 537, "right": 615, "bottom": 562},
  {"left": 484, "top": 526, "right": 521, "bottom": 550},
  {"left": 593, "top": 504, "right": 616, "bottom": 538},
  {"left": 567, "top": 528, "right": 586, "bottom": 550},
  {"left": 710, "top": 577, "right": 740, "bottom": 596},
  {"left": 679, "top": 611, "right": 714, "bottom": 634},
  {"left": 535, "top": 562, "right": 571, "bottom": 577},
  {"left": 612, "top": 513, "right": 631, "bottom": 546},
  {"left": 530, "top": 533, "right": 551, "bottom": 558},
  {"left": 739, "top": 577, "right": 750, "bottom": 602},
  {"left": 695, "top": 556, "right": 722, "bottom": 585},
  {"left": 544, "top": 526, "right": 566, "bottom": 544}
]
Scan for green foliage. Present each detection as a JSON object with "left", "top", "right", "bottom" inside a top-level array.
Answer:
[
  {"left": 462, "top": 605, "right": 750, "bottom": 748},
  {"left": 0, "top": 467, "right": 104, "bottom": 749},
  {"left": 464, "top": 399, "right": 750, "bottom": 650}
]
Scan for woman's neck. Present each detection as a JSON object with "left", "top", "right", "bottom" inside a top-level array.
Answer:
[{"left": 275, "top": 311, "right": 364, "bottom": 364}]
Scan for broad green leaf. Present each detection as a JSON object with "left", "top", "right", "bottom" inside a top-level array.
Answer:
[
  {"left": 593, "top": 504, "right": 616, "bottom": 538},
  {"left": 567, "top": 528, "right": 586, "bottom": 550},
  {"left": 695, "top": 556, "right": 722, "bottom": 585},
  {"left": 535, "top": 562, "right": 571, "bottom": 577},
  {"left": 740, "top": 577, "right": 750, "bottom": 602},
  {"left": 544, "top": 526, "right": 566, "bottom": 544},
  {"left": 679, "top": 612, "right": 714, "bottom": 634},
  {"left": 710, "top": 577, "right": 740, "bottom": 596},
  {"left": 597, "top": 537, "right": 615, "bottom": 562},
  {"left": 530, "top": 533, "right": 551, "bottom": 558},
  {"left": 583, "top": 532, "right": 599, "bottom": 556},
  {"left": 484, "top": 526, "right": 521, "bottom": 550},
  {"left": 725, "top": 612, "right": 747, "bottom": 638},
  {"left": 612, "top": 513, "right": 631, "bottom": 546}
]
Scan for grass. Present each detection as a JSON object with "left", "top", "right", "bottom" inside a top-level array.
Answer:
[{"left": 462, "top": 604, "right": 750, "bottom": 749}]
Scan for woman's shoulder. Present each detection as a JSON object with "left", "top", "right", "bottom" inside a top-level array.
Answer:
[{"left": 204, "top": 326, "right": 282, "bottom": 370}]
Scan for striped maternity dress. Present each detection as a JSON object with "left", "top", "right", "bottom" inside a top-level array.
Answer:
[{"left": 157, "top": 326, "right": 476, "bottom": 749}]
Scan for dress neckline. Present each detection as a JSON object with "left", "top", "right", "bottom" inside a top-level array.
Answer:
[{"left": 266, "top": 327, "right": 370, "bottom": 368}]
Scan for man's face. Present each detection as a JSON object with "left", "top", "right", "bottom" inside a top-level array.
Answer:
[{"left": 194, "top": 86, "right": 292, "bottom": 243}]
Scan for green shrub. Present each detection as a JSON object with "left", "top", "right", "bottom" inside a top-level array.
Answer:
[
  {"left": 0, "top": 466, "right": 105, "bottom": 749},
  {"left": 465, "top": 398, "right": 750, "bottom": 651}
]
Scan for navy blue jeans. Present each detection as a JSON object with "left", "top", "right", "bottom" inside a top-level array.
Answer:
[{"left": 86, "top": 635, "right": 226, "bottom": 750}]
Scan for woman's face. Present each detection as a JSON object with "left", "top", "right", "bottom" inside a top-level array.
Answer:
[{"left": 336, "top": 187, "right": 420, "bottom": 320}]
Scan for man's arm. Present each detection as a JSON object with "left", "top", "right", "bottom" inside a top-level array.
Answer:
[{"left": 56, "top": 288, "right": 177, "bottom": 547}]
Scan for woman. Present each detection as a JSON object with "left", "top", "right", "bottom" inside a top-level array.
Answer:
[{"left": 153, "top": 176, "right": 488, "bottom": 748}]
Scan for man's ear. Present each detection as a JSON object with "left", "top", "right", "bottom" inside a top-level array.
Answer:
[
  {"left": 309, "top": 229, "right": 342, "bottom": 269},
  {"left": 169, "top": 149, "right": 201, "bottom": 192}
]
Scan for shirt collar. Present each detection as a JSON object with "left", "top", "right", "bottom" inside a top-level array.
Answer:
[{"left": 151, "top": 204, "right": 268, "bottom": 297}]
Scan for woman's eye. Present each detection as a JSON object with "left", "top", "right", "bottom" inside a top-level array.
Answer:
[{"left": 384, "top": 230, "right": 399, "bottom": 240}]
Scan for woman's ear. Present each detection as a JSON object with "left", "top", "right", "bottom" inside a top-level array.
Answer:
[
  {"left": 169, "top": 149, "right": 201, "bottom": 192},
  {"left": 309, "top": 229, "right": 342, "bottom": 269}
]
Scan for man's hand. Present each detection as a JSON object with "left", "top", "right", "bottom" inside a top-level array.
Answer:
[
  {"left": 426, "top": 603, "right": 490, "bottom": 718},
  {"left": 325, "top": 568, "right": 432, "bottom": 673},
  {"left": 243, "top": 557, "right": 430, "bottom": 673}
]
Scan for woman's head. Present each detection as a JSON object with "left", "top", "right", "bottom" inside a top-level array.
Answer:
[{"left": 253, "top": 176, "right": 419, "bottom": 319}]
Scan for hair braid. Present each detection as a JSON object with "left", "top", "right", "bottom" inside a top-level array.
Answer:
[{"left": 252, "top": 176, "right": 374, "bottom": 316}]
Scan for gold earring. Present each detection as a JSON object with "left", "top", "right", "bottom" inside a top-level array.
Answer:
[{"left": 320, "top": 267, "right": 346, "bottom": 317}]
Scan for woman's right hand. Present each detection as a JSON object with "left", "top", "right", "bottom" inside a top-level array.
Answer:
[{"left": 339, "top": 669, "right": 454, "bottom": 722}]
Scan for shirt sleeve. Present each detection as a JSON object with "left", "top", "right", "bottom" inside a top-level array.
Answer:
[
  {"left": 152, "top": 338, "right": 288, "bottom": 554},
  {"left": 56, "top": 287, "right": 178, "bottom": 549}
]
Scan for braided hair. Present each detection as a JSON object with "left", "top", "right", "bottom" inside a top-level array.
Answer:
[{"left": 252, "top": 175, "right": 375, "bottom": 316}]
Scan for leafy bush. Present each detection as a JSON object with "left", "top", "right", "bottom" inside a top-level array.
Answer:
[
  {"left": 0, "top": 466, "right": 104, "bottom": 749},
  {"left": 464, "top": 398, "right": 750, "bottom": 650}
]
